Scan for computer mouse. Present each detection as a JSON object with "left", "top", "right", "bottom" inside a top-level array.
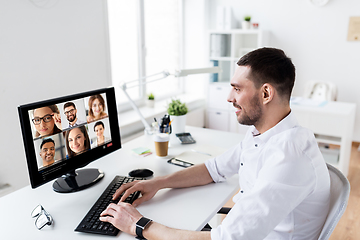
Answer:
[{"left": 128, "top": 168, "right": 154, "bottom": 178}]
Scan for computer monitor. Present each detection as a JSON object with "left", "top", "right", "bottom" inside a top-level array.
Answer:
[{"left": 18, "top": 87, "right": 121, "bottom": 193}]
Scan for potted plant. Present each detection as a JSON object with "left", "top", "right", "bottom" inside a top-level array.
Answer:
[
  {"left": 147, "top": 93, "right": 155, "bottom": 108},
  {"left": 242, "top": 15, "right": 251, "bottom": 30},
  {"left": 167, "top": 99, "right": 188, "bottom": 134}
]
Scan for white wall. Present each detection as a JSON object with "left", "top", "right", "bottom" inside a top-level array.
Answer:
[
  {"left": 203, "top": 0, "right": 360, "bottom": 141},
  {"left": 0, "top": 0, "right": 111, "bottom": 194}
]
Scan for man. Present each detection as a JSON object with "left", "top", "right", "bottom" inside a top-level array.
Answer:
[
  {"left": 63, "top": 102, "right": 86, "bottom": 129},
  {"left": 39, "top": 138, "right": 56, "bottom": 167},
  {"left": 100, "top": 48, "right": 331, "bottom": 240}
]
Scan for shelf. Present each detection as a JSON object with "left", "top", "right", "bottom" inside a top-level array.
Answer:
[{"left": 315, "top": 134, "right": 341, "bottom": 145}]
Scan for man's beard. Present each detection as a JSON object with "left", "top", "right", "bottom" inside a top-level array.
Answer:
[
  {"left": 235, "top": 95, "right": 262, "bottom": 126},
  {"left": 67, "top": 114, "right": 76, "bottom": 122}
]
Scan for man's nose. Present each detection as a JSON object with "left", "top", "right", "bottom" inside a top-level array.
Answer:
[{"left": 227, "top": 90, "right": 234, "bottom": 103}]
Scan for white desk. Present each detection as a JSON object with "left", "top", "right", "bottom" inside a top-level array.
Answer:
[
  {"left": 0, "top": 126, "right": 243, "bottom": 240},
  {"left": 291, "top": 100, "right": 356, "bottom": 176}
]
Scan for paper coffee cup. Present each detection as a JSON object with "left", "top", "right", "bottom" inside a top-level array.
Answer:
[{"left": 153, "top": 133, "right": 169, "bottom": 157}]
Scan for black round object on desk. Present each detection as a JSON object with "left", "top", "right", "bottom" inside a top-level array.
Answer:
[{"left": 128, "top": 168, "right": 154, "bottom": 178}]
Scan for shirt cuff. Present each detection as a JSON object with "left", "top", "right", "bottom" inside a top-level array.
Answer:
[{"left": 205, "top": 158, "right": 227, "bottom": 183}]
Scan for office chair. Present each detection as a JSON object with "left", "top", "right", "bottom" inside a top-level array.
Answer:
[
  {"left": 318, "top": 163, "right": 350, "bottom": 240},
  {"left": 303, "top": 81, "right": 337, "bottom": 101},
  {"left": 203, "top": 163, "right": 350, "bottom": 240}
]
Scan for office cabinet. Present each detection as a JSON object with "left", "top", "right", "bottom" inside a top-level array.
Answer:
[
  {"left": 208, "top": 84, "right": 231, "bottom": 110},
  {"left": 206, "top": 110, "right": 229, "bottom": 132},
  {"left": 206, "top": 83, "right": 250, "bottom": 134},
  {"left": 291, "top": 101, "right": 356, "bottom": 176}
]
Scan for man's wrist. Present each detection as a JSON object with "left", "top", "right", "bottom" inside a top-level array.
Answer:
[
  {"left": 156, "top": 176, "right": 168, "bottom": 188},
  {"left": 136, "top": 217, "right": 152, "bottom": 239}
]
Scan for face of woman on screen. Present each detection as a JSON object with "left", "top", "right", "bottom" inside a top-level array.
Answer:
[
  {"left": 94, "top": 125, "right": 104, "bottom": 138},
  {"left": 33, "top": 107, "right": 55, "bottom": 137},
  {"left": 68, "top": 128, "right": 86, "bottom": 153},
  {"left": 91, "top": 99, "right": 104, "bottom": 118}
]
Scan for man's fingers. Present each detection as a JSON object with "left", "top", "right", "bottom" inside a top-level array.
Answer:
[
  {"left": 99, "top": 215, "right": 114, "bottom": 223},
  {"left": 101, "top": 203, "right": 117, "bottom": 216},
  {"left": 131, "top": 197, "right": 146, "bottom": 207},
  {"left": 119, "top": 186, "right": 139, "bottom": 202},
  {"left": 113, "top": 181, "right": 137, "bottom": 200}
]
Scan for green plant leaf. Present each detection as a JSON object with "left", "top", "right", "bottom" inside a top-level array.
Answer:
[{"left": 167, "top": 99, "right": 188, "bottom": 116}]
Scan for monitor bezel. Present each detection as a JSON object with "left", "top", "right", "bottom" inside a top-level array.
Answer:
[{"left": 18, "top": 87, "right": 121, "bottom": 189}]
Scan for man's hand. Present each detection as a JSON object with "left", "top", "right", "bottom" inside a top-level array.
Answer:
[
  {"left": 113, "top": 179, "right": 160, "bottom": 207},
  {"left": 100, "top": 202, "right": 142, "bottom": 235}
]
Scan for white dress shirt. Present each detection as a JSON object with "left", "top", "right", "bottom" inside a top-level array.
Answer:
[
  {"left": 68, "top": 118, "right": 86, "bottom": 128},
  {"left": 205, "top": 112, "right": 330, "bottom": 240}
]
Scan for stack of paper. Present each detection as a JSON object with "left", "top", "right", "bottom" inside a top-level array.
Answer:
[{"left": 132, "top": 147, "right": 152, "bottom": 157}]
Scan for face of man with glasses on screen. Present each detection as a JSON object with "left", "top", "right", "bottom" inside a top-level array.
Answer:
[{"left": 63, "top": 102, "right": 79, "bottom": 127}]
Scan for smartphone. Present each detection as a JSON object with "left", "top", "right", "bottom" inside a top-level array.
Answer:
[{"left": 167, "top": 158, "right": 194, "bottom": 168}]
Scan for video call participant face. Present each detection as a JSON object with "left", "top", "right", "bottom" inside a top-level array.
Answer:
[
  {"left": 93, "top": 99, "right": 104, "bottom": 116},
  {"left": 94, "top": 122, "right": 105, "bottom": 139},
  {"left": 64, "top": 103, "right": 78, "bottom": 124},
  {"left": 33, "top": 107, "right": 56, "bottom": 137},
  {"left": 39, "top": 139, "right": 55, "bottom": 167},
  {"left": 88, "top": 95, "right": 107, "bottom": 121},
  {"left": 67, "top": 127, "right": 88, "bottom": 154}
]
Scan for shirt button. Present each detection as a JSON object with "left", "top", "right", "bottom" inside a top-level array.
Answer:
[
  {"left": 255, "top": 144, "right": 258, "bottom": 147},
  {"left": 241, "top": 163, "right": 243, "bottom": 166},
  {"left": 240, "top": 190, "right": 244, "bottom": 193}
]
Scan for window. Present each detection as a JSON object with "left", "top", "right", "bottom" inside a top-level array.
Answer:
[
  {"left": 107, "top": 0, "right": 139, "bottom": 105},
  {"left": 107, "top": 0, "right": 183, "bottom": 108}
]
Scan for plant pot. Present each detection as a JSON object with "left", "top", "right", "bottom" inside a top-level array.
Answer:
[
  {"left": 146, "top": 99, "right": 155, "bottom": 108},
  {"left": 242, "top": 21, "right": 251, "bottom": 30},
  {"left": 170, "top": 114, "right": 186, "bottom": 134}
]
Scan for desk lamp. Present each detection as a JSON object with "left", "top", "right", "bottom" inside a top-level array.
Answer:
[{"left": 119, "top": 67, "right": 222, "bottom": 135}]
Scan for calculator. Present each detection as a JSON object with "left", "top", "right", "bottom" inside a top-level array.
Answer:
[{"left": 175, "top": 132, "right": 196, "bottom": 144}]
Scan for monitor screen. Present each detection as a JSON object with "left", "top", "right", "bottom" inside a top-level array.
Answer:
[{"left": 18, "top": 87, "right": 121, "bottom": 193}]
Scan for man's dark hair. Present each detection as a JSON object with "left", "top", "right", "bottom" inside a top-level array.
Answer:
[
  {"left": 40, "top": 138, "right": 55, "bottom": 150},
  {"left": 237, "top": 47, "right": 296, "bottom": 101},
  {"left": 64, "top": 102, "right": 76, "bottom": 110},
  {"left": 94, "top": 121, "right": 104, "bottom": 131}
]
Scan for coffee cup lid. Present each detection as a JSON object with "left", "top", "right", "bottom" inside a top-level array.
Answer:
[{"left": 153, "top": 133, "right": 170, "bottom": 142}]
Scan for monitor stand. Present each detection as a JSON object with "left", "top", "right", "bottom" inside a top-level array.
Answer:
[{"left": 52, "top": 168, "right": 104, "bottom": 193}]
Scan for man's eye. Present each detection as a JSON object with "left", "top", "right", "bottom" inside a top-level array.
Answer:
[{"left": 234, "top": 88, "right": 240, "bottom": 92}]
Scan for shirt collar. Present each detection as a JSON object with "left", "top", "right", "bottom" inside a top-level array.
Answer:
[{"left": 253, "top": 111, "right": 298, "bottom": 143}]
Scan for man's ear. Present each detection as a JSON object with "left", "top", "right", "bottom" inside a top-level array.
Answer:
[{"left": 261, "top": 83, "right": 274, "bottom": 104}]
